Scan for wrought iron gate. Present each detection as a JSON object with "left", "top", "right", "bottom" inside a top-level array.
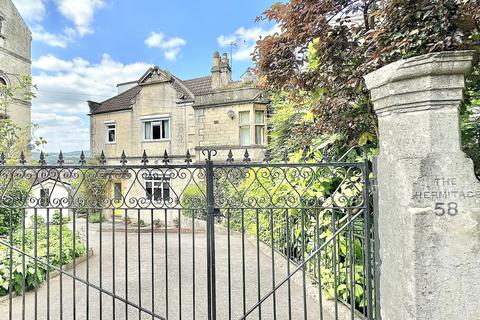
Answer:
[{"left": 0, "top": 147, "right": 375, "bottom": 319}]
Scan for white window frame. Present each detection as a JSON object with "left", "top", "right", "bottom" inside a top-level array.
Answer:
[
  {"left": 239, "top": 111, "right": 251, "bottom": 146},
  {"left": 145, "top": 177, "right": 171, "bottom": 201},
  {"left": 142, "top": 118, "right": 170, "bottom": 142},
  {"left": 105, "top": 122, "right": 116, "bottom": 144},
  {"left": 255, "top": 111, "right": 265, "bottom": 145}
]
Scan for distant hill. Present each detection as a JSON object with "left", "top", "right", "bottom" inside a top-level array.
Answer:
[{"left": 32, "top": 151, "right": 92, "bottom": 165}]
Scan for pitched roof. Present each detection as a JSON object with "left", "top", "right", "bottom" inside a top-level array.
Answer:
[
  {"left": 182, "top": 76, "right": 213, "bottom": 95},
  {"left": 33, "top": 171, "right": 71, "bottom": 186},
  {"left": 88, "top": 85, "right": 142, "bottom": 115},
  {"left": 88, "top": 70, "right": 217, "bottom": 115}
]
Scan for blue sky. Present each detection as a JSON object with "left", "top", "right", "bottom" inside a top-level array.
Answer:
[{"left": 12, "top": 0, "right": 277, "bottom": 152}]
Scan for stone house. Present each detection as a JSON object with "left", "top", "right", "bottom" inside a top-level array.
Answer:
[
  {"left": 87, "top": 52, "right": 269, "bottom": 223},
  {"left": 0, "top": 0, "right": 32, "bottom": 147}
]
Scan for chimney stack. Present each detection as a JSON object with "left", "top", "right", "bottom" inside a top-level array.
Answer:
[
  {"left": 213, "top": 51, "right": 220, "bottom": 69},
  {"left": 211, "top": 51, "right": 232, "bottom": 90}
]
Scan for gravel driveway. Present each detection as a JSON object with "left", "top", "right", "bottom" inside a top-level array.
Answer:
[{"left": 0, "top": 219, "right": 328, "bottom": 320}]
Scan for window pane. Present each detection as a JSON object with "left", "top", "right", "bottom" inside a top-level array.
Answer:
[
  {"left": 106, "top": 124, "right": 115, "bottom": 142},
  {"left": 144, "top": 122, "right": 152, "bottom": 140},
  {"left": 152, "top": 123, "right": 161, "bottom": 140},
  {"left": 240, "top": 127, "right": 250, "bottom": 146},
  {"left": 255, "top": 111, "right": 264, "bottom": 124},
  {"left": 163, "top": 180, "right": 171, "bottom": 200},
  {"left": 255, "top": 126, "right": 265, "bottom": 145},
  {"left": 162, "top": 119, "right": 170, "bottom": 139},
  {"left": 108, "top": 129, "right": 115, "bottom": 142},
  {"left": 239, "top": 111, "right": 250, "bottom": 125},
  {"left": 153, "top": 184, "right": 162, "bottom": 201},
  {"left": 114, "top": 183, "right": 122, "bottom": 200},
  {"left": 146, "top": 182, "right": 153, "bottom": 200}
]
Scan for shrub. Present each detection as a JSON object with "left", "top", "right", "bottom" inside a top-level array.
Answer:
[
  {"left": 87, "top": 212, "right": 106, "bottom": 223},
  {"left": 29, "top": 214, "right": 46, "bottom": 227},
  {"left": 0, "top": 181, "right": 29, "bottom": 236},
  {"left": 51, "top": 210, "right": 71, "bottom": 225},
  {"left": 71, "top": 156, "right": 108, "bottom": 214},
  {"left": 180, "top": 183, "right": 206, "bottom": 220},
  {"left": 131, "top": 219, "right": 147, "bottom": 227},
  {"left": 0, "top": 224, "right": 86, "bottom": 296},
  {"left": 225, "top": 148, "right": 373, "bottom": 309},
  {"left": 153, "top": 219, "right": 163, "bottom": 228}
]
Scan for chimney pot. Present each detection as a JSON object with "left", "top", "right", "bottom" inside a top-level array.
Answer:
[
  {"left": 213, "top": 51, "right": 220, "bottom": 69},
  {"left": 211, "top": 52, "right": 232, "bottom": 90}
]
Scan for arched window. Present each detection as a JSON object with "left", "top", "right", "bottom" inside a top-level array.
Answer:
[{"left": 0, "top": 77, "right": 6, "bottom": 86}]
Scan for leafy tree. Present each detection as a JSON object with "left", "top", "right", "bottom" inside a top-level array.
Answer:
[
  {"left": 255, "top": 0, "right": 480, "bottom": 155},
  {"left": 0, "top": 76, "right": 48, "bottom": 237},
  {"left": 0, "top": 75, "right": 46, "bottom": 162},
  {"left": 72, "top": 156, "right": 108, "bottom": 214}
]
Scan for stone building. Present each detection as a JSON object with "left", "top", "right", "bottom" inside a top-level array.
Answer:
[
  {"left": 87, "top": 52, "right": 269, "bottom": 223},
  {"left": 88, "top": 52, "right": 268, "bottom": 162},
  {"left": 0, "top": 0, "right": 32, "bottom": 141}
]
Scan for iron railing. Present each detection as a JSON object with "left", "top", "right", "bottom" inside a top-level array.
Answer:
[{"left": 0, "top": 147, "right": 375, "bottom": 319}]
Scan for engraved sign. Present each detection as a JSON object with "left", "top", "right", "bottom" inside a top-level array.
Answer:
[{"left": 412, "top": 176, "right": 480, "bottom": 216}]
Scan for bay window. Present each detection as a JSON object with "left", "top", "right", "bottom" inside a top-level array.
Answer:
[
  {"left": 255, "top": 111, "right": 265, "bottom": 145},
  {"left": 239, "top": 111, "right": 250, "bottom": 146}
]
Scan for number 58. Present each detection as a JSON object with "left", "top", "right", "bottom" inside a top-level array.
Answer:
[{"left": 434, "top": 202, "right": 458, "bottom": 216}]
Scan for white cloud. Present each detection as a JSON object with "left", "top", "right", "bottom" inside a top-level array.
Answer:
[
  {"left": 14, "top": 0, "right": 106, "bottom": 48},
  {"left": 32, "top": 54, "right": 151, "bottom": 151},
  {"left": 33, "top": 54, "right": 90, "bottom": 71},
  {"left": 31, "top": 25, "right": 73, "bottom": 48},
  {"left": 217, "top": 25, "right": 280, "bottom": 61},
  {"left": 54, "top": 0, "right": 106, "bottom": 36},
  {"left": 12, "top": 0, "right": 46, "bottom": 22},
  {"left": 145, "top": 32, "right": 187, "bottom": 61}
]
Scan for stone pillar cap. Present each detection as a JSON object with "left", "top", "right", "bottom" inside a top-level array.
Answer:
[
  {"left": 364, "top": 50, "right": 476, "bottom": 115},
  {"left": 365, "top": 50, "right": 475, "bottom": 90}
]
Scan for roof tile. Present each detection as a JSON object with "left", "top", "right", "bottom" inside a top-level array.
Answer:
[
  {"left": 89, "top": 86, "right": 141, "bottom": 115},
  {"left": 88, "top": 73, "right": 215, "bottom": 115}
]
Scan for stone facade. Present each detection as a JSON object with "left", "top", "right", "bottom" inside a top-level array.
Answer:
[
  {"left": 88, "top": 53, "right": 269, "bottom": 223},
  {"left": 88, "top": 53, "right": 268, "bottom": 163},
  {"left": 364, "top": 51, "right": 480, "bottom": 320},
  {"left": 0, "top": 0, "right": 31, "bottom": 140}
]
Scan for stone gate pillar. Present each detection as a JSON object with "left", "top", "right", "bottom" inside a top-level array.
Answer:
[{"left": 364, "top": 51, "right": 480, "bottom": 320}]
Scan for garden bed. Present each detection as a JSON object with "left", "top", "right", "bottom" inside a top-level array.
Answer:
[
  {"left": 0, "top": 223, "right": 87, "bottom": 299},
  {"left": 0, "top": 248, "right": 93, "bottom": 303}
]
